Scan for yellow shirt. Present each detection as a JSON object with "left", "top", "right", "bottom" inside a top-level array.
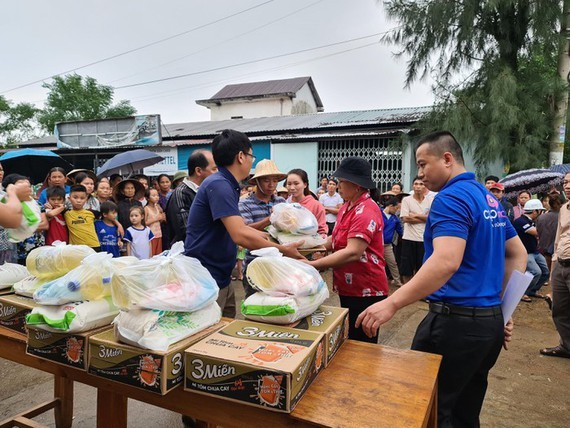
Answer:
[{"left": 64, "top": 209, "right": 100, "bottom": 248}]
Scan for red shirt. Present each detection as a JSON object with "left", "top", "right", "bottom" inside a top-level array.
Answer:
[
  {"left": 46, "top": 213, "right": 69, "bottom": 245},
  {"left": 332, "top": 193, "right": 388, "bottom": 297}
]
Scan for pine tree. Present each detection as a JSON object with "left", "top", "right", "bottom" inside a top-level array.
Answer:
[{"left": 383, "top": 0, "right": 565, "bottom": 172}]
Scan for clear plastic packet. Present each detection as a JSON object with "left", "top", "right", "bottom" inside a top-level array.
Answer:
[
  {"left": 246, "top": 255, "right": 325, "bottom": 297},
  {"left": 270, "top": 203, "right": 318, "bottom": 235},
  {"left": 13, "top": 275, "right": 46, "bottom": 297},
  {"left": 26, "top": 242, "right": 96, "bottom": 280},
  {"left": 111, "top": 253, "right": 219, "bottom": 312}
]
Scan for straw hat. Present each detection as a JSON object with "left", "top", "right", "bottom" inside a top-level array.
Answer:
[
  {"left": 248, "top": 160, "right": 287, "bottom": 185},
  {"left": 277, "top": 186, "right": 288, "bottom": 194},
  {"left": 113, "top": 178, "right": 145, "bottom": 201}
]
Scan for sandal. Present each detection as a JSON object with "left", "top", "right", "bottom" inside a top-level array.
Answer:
[
  {"left": 521, "top": 295, "right": 532, "bottom": 303},
  {"left": 540, "top": 345, "right": 570, "bottom": 359},
  {"left": 529, "top": 293, "right": 545, "bottom": 299},
  {"left": 230, "top": 276, "right": 238, "bottom": 281},
  {"left": 545, "top": 295, "right": 553, "bottom": 311}
]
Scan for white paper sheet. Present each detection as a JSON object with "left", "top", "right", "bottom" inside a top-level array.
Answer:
[{"left": 501, "top": 270, "right": 534, "bottom": 325}]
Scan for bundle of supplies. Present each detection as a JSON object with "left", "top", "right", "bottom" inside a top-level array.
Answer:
[
  {"left": 111, "top": 242, "right": 221, "bottom": 351},
  {"left": 0, "top": 263, "right": 30, "bottom": 290},
  {"left": 113, "top": 302, "right": 221, "bottom": 351},
  {"left": 26, "top": 297, "right": 119, "bottom": 333},
  {"left": 269, "top": 203, "right": 326, "bottom": 248},
  {"left": 241, "top": 249, "right": 328, "bottom": 324},
  {"left": 111, "top": 244, "right": 218, "bottom": 312},
  {"left": 0, "top": 191, "right": 41, "bottom": 243},
  {"left": 33, "top": 253, "right": 115, "bottom": 305},
  {"left": 27, "top": 242, "right": 95, "bottom": 280}
]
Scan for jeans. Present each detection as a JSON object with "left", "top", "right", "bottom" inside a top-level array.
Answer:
[{"left": 526, "top": 253, "right": 549, "bottom": 296}]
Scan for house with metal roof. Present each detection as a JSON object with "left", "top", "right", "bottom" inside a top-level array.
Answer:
[{"left": 195, "top": 76, "right": 324, "bottom": 121}]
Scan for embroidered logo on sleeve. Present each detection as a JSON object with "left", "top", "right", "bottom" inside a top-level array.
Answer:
[{"left": 367, "top": 220, "right": 376, "bottom": 232}]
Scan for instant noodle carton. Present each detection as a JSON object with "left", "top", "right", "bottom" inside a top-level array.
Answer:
[
  {"left": 26, "top": 325, "right": 111, "bottom": 370},
  {"left": 0, "top": 294, "right": 39, "bottom": 335},
  {"left": 88, "top": 321, "right": 226, "bottom": 395},
  {"left": 184, "top": 320, "right": 325, "bottom": 413},
  {"left": 285, "top": 305, "right": 349, "bottom": 367}
]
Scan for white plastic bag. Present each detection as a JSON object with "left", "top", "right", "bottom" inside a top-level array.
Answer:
[
  {"left": 270, "top": 203, "right": 318, "bottom": 235},
  {"left": 26, "top": 297, "right": 119, "bottom": 332},
  {"left": 268, "top": 226, "right": 326, "bottom": 249},
  {"left": 0, "top": 263, "right": 30, "bottom": 289},
  {"left": 13, "top": 275, "right": 46, "bottom": 297},
  {"left": 0, "top": 197, "right": 41, "bottom": 243},
  {"left": 111, "top": 253, "right": 219, "bottom": 311},
  {"left": 33, "top": 253, "right": 114, "bottom": 305},
  {"left": 26, "top": 242, "right": 96, "bottom": 280},
  {"left": 114, "top": 302, "right": 221, "bottom": 351},
  {"left": 241, "top": 285, "right": 329, "bottom": 324},
  {"left": 246, "top": 256, "right": 325, "bottom": 297}
]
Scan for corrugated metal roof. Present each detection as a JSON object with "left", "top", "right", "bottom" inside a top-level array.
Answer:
[
  {"left": 163, "top": 106, "right": 430, "bottom": 139},
  {"left": 196, "top": 76, "right": 324, "bottom": 109},
  {"left": 18, "top": 135, "right": 57, "bottom": 147}
]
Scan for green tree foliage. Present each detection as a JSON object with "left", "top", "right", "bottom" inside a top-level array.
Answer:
[
  {"left": 0, "top": 96, "right": 41, "bottom": 147},
  {"left": 38, "top": 74, "right": 137, "bottom": 132},
  {"left": 383, "top": 0, "right": 565, "bottom": 172}
]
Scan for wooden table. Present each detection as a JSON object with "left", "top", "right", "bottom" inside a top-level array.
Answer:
[{"left": 0, "top": 326, "right": 440, "bottom": 428}]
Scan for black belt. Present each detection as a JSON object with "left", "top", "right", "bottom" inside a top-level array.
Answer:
[
  {"left": 558, "top": 258, "right": 570, "bottom": 268},
  {"left": 429, "top": 302, "right": 502, "bottom": 317}
]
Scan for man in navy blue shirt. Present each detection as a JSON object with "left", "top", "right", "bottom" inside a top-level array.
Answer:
[
  {"left": 184, "top": 129, "right": 303, "bottom": 317},
  {"left": 357, "top": 131, "right": 527, "bottom": 427},
  {"left": 513, "top": 199, "right": 549, "bottom": 301}
]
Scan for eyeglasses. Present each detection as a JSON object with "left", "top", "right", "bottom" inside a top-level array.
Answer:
[{"left": 243, "top": 152, "right": 256, "bottom": 162}]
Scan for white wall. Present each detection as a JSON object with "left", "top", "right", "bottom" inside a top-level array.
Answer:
[
  {"left": 210, "top": 98, "right": 293, "bottom": 121},
  {"left": 293, "top": 83, "right": 318, "bottom": 113},
  {"left": 271, "top": 142, "right": 319, "bottom": 193}
]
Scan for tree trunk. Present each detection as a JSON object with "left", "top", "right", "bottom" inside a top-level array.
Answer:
[{"left": 550, "top": 0, "right": 570, "bottom": 165}]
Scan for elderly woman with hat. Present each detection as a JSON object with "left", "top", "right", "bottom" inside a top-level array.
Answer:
[
  {"left": 238, "top": 159, "right": 288, "bottom": 295},
  {"left": 306, "top": 157, "right": 389, "bottom": 343}
]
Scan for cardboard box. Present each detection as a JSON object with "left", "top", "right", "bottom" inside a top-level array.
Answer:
[
  {"left": 0, "top": 294, "right": 39, "bottom": 335},
  {"left": 184, "top": 320, "right": 326, "bottom": 413},
  {"left": 285, "top": 305, "right": 349, "bottom": 367},
  {"left": 89, "top": 321, "right": 226, "bottom": 395},
  {"left": 27, "top": 325, "right": 112, "bottom": 370},
  {"left": 0, "top": 288, "right": 14, "bottom": 296}
]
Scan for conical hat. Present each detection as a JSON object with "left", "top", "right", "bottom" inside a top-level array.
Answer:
[{"left": 248, "top": 160, "right": 287, "bottom": 184}]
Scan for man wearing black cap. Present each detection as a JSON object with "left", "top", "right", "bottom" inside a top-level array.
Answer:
[{"left": 357, "top": 131, "right": 527, "bottom": 427}]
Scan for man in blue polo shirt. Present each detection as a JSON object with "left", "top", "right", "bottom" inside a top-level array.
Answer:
[
  {"left": 356, "top": 131, "right": 527, "bottom": 427},
  {"left": 184, "top": 129, "right": 303, "bottom": 318}
]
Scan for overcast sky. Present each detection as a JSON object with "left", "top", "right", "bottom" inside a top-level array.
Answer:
[{"left": 0, "top": 0, "right": 435, "bottom": 125}]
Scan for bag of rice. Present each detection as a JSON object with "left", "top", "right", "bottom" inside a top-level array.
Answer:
[
  {"left": 13, "top": 275, "right": 45, "bottom": 297},
  {"left": 26, "top": 297, "right": 119, "bottom": 333},
  {"left": 241, "top": 285, "right": 329, "bottom": 324},
  {"left": 26, "top": 242, "right": 96, "bottom": 280},
  {"left": 0, "top": 263, "right": 30, "bottom": 289},
  {"left": 270, "top": 203, "right": 319, "bottom": 235},
  {"left": 113, "top": 302, "right": 221, "bottom": 351}
]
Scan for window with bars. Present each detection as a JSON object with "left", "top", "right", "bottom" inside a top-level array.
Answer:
[{"left": 318, "top": 136, "right": 403, "bottom": 191}]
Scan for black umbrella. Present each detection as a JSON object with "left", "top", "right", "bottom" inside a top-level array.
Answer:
[
  {"left": 499, "top": 168, "right": 563, "bottom": 199},
  {"left": 97, "top": 149, "right": 164, "bottom": 178},
  {"left": 0, "top": 148, "right": 73, "bottom": 184}
]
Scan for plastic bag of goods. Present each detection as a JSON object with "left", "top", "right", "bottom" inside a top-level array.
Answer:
[
  {"left": 33, "top": 253, "right": 115, "bottom": 305},
  {"left": 114, "top": 302, "right": 221, "bottom": 351},
  {"left": 111, "top": 252, "right": 218, "bottom": 312},
  {"left": 0, "top": 191, "right": 41, "bottom": 243},
  {"left": 0, "top": 263, "right": 30, "bottom": 290},
  {"left": 270, "top": 203, "right": 318, "bottom": 235},
  {"left": 268, "top": 226, "right": 326, "bottom": 249},
  {"left": 26, "top": 297, "right": 119, "bottom": 333},
  {"left": 246, "top": 253, "right": 325, "bottom": 297},
  {"left": 241, "top": 284, "right": 329, "bottom": 324},
  {"left": 26, "top": 242, "right": 96, "bottom": 280},
  {"left": 13, "top": 276, "right": 46, "bottom": 297}
]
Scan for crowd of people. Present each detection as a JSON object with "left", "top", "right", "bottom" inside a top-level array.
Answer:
[{"left": 1, "top": 129, "right": 569, "bottom": 427}]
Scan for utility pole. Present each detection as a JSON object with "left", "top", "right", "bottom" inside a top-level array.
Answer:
[{"left": 550, "top": 0, "right": 570, "bottom": 165}]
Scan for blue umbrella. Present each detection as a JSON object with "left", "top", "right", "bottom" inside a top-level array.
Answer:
[
  {"left": 97, "top": 149, "right": 164, "bottom": 178},
  {"left": 0, "top": 148, "right": 73, "bottom": 184}
]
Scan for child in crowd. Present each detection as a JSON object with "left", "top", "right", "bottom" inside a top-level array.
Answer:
[
  {"left": 95, "top": 201, "right": 122, "bottom": 257},
  {"left": 123, "top": 206, "right": 154, "bottom": 259},
  {"left": 144, "top": 188, "right": 164, "bottom": 256},
  {"left": 64, "top": 185, "right": 100, "bottom": 251},
  {"left": 72, "top": 172, "right": 100, "bottom": 216},
  {"left": 45, "top": 186, "right": 68, "bottom": 245}
]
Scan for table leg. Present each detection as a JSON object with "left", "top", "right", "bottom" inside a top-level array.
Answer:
[
  {"left": 97, "top": 389, "right": 128, "bottom": 428},
  {"left": 54, "top": 376, "right": 74, "bottom": 428}
]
